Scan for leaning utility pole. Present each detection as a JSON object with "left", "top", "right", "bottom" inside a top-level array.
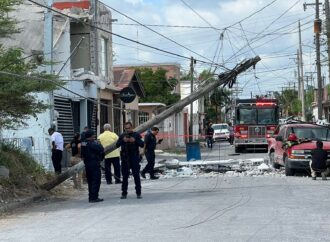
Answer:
[
  {"left": 298, "top": 21, "right": 306, "bottom": 121},
  {"left": 41, "top": 56, "right": 261, "bottom": 191},
  {"left": 189, "top": 57, "right": 195, "bottom": 143}
]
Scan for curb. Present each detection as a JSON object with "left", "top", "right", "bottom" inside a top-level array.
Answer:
[{"left": 0, "top": 194, "right": 43, "bottom": 215}]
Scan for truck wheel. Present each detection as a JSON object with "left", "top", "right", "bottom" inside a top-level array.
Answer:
[
  {"left": 235, "top": 146, "right": 242, "bottom": 153},
  {"left": 285, "top": 157, "right": 294, "bottom": 176}
]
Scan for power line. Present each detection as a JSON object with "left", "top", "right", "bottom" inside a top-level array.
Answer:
[
  {"left": 180, "top": 0, "right": 220, "bottom": 33},
  {"left": 105, "top": 0, "right": 294, "bottom": 72},
  {"left": 226, "top": 0, "right": 279, "bottom": 28},
  {"left": 0, "top": 71, "right": 141, "bottom": 112},
  {"left": 226, "top": 0, "right": 302, "bottom": 63},
  {"left": 26, "top": 0, "right": 229, "bottom": 70},
  {"left": 224, "top": 20, "right": 314, "bottom": 63},
  {"left": 179, "top": 0, "right": 225, "bottom": 75},
  {"left": 100, "top": 1, "right": 227, "bottom": 69},
  {"left": 113, "top": 22, "right": 219, "bottom": 29}
]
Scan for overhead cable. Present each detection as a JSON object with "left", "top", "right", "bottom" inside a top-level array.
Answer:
[
  {"left": 100, "top": 1, "right": 228, "bottom": 69},
  {"left": 26, "top": 0, "right": 230, "bottom": 70},
  {"left": 0, "top": 71, "right": 141, "bottom": 112}
]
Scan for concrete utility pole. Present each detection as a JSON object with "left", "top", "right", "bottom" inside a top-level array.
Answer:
[
  {"left": 298, "top": 21, "right": 306, "bottom": 121},
  {"left": 296, "top": 50, "right": 301, "bottom": 98},
  {"left": 44, "top": 0, "right": 54, "bottom": 127},
  {"left": 189, "top": 57, "right": 195, "bottom": 142},
  {"left": 41, "top": 56, "right": 261, "bottom": 191},
  {"left": 325, "top": 0, "right": 330, "bottom": 90},
  {"left": 305, "top": 0, "right": 323, "bottom": 120},
  {"left": 315, "top": 0, "right": 323, "bottom": 119},
  {"left": 91, "top": 0, "right": 101, "bottom": 135}
]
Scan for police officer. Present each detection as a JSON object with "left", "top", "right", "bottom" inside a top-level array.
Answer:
[
  {"left": 116, "top": 122, "right": 144, "bottom": 199},
  {"left": 141, "top": 126, "right": 163, "bottom": 179},
  {"left": 81, "top": 130, "right": 104, "bottom": 203}
]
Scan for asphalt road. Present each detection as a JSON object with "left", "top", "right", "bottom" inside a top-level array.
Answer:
[{"left": 1, "top": 146, "right": 330, "bottom": 242}]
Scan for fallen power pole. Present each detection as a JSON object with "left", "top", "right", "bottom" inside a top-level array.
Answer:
[{"left": 41, "top": 56, "right": 261, "bottom": 191}]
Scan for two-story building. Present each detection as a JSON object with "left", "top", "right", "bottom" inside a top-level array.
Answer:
[{"left": 2, "top": 0, "right": 117, "bottom": 170}]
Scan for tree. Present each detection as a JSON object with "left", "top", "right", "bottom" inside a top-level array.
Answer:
[
  {"left": 0, "top": 0, "right": 21, "bottom": 38},
  {"left": 136, "top": 67, "right": 180, "bottom": 105},
  {"left": 305, "top": 88, "right": 314, "bottom": 121},
  {"left": 0, "top": 0, "right": 63, "bottom": 129},
  {"left": 274, "top": 89, "right": 301, "bottom": 117}
]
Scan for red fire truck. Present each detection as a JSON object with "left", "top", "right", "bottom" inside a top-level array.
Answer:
[{"left": 233, "top": 98, "right": 279, "bottom": 153}]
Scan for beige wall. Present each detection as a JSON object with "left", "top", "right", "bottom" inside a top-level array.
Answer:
[{"left": 125, "top": 97, "right": 140, "bottom": 128}]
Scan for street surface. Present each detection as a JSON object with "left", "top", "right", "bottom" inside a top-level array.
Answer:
[{"left": 1, "top": 143, "right": 330, "bottom": 242}]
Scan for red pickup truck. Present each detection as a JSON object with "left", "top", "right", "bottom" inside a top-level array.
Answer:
[{"left": 267, "top": 123, "right": 330, "bottom": 176}]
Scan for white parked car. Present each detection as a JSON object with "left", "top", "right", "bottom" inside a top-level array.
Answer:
[{"left": 212, "top": 123, "right": 230, "bottom": 141}]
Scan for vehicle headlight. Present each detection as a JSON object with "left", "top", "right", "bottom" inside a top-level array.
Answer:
[
  {"left": 289, "top": 149, "right": 306, "bottom": 159},
  {"left": 291, "top": 150, "right": 304, "bottom": 154}
]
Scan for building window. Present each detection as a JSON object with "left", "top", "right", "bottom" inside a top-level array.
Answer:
[
  {"left": 100, "top": 37, "right": 108, "bottom": 77},
  {"left": 139, "top": 111, "right": 149, "bottom": 125}
]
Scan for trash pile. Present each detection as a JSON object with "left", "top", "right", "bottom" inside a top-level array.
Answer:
[{"left": 155, "top": 157, "right": 285, "bottom": 178}]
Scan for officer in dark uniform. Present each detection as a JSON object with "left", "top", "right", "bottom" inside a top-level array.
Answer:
[
  {"left": 116, "top": 122, "right": 144, "bottom": 199},
  {"left": 141, "top": 126, "right": 163, "bottom": 179},
  {"left": 81, "top": 130, "right": 105, "bottom": 203}
]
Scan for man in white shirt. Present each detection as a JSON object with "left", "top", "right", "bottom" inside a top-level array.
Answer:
[{"left": 48, "top": 128, "right": 64, "bottom": 174}]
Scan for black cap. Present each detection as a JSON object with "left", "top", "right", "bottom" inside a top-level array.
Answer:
[{"left": 85, "top": 130, "right": 94, "bottom": 139}]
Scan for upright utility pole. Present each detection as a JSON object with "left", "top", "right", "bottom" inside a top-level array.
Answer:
[
  {"left": 91, "top": 0, "right": 100, "bottom": 135},
  {"left": 325, "top": 0, "right": 330, "bottom": 89},
  {"left": 298, "top": 21, "right": 306, "bottom": 121},
  {"left": 305, "top": 1, "right": 323, "bottom": 120},
  {"left": 315, "top": 0, "right": 323, "bottom": 120},
  {"left": 296, "top": 49, "right": 301, "bottom": 98},
  {"left": 44, "top": 0, "right": 54, "bottom": 127},
  {"left": 189, "top": 57, "right": 195, "bottom": 143}
]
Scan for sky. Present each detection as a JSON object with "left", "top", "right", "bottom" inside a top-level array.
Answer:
[{"left": 104, "top": 0, "right": 325, "bottom": 98}]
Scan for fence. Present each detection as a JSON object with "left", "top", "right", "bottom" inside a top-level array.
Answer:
[{"left": 1, "top": 137, "right": 53, "bottom": 171}]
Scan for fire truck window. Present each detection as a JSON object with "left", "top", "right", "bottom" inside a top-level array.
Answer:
[
  {"left": 258, "top": 109, "right": 275, "bottom": 124},
  {"left": 237, "top": 108, "right": 256, "bottom": 124}
]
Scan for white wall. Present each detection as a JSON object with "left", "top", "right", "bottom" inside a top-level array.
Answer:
[{"left": 180, "top": 81, "right": 202, "bottom": 140}]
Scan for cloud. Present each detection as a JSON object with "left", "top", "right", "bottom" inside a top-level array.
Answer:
[
  {"left": 123, "top": 0, "right": 144, "bottom": 6},
  {"left": 106, "top": 0, "right": 318, "bottom": 96}
]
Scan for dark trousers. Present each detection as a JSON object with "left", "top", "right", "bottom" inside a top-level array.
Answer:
[
  {"left": 85, "top": 161, "right": 101, "bottom": 201},
  {"left": 142, "top": 151, "right": 155, "bottom": 177},
  {"left": 104, "top": 157, "right": 121, "bottom": 183},
  {"left": 51, "top": 149, "right": 62, "bottom": 174},
  {"left": 121, "top": 159, "right": 141, "bottom": 195},
  {"left": 206, "top": 137, "right": 213, "bottom": 149},
  {"left": 229, "top": 136, "right": 234, "bottom": 145}
]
